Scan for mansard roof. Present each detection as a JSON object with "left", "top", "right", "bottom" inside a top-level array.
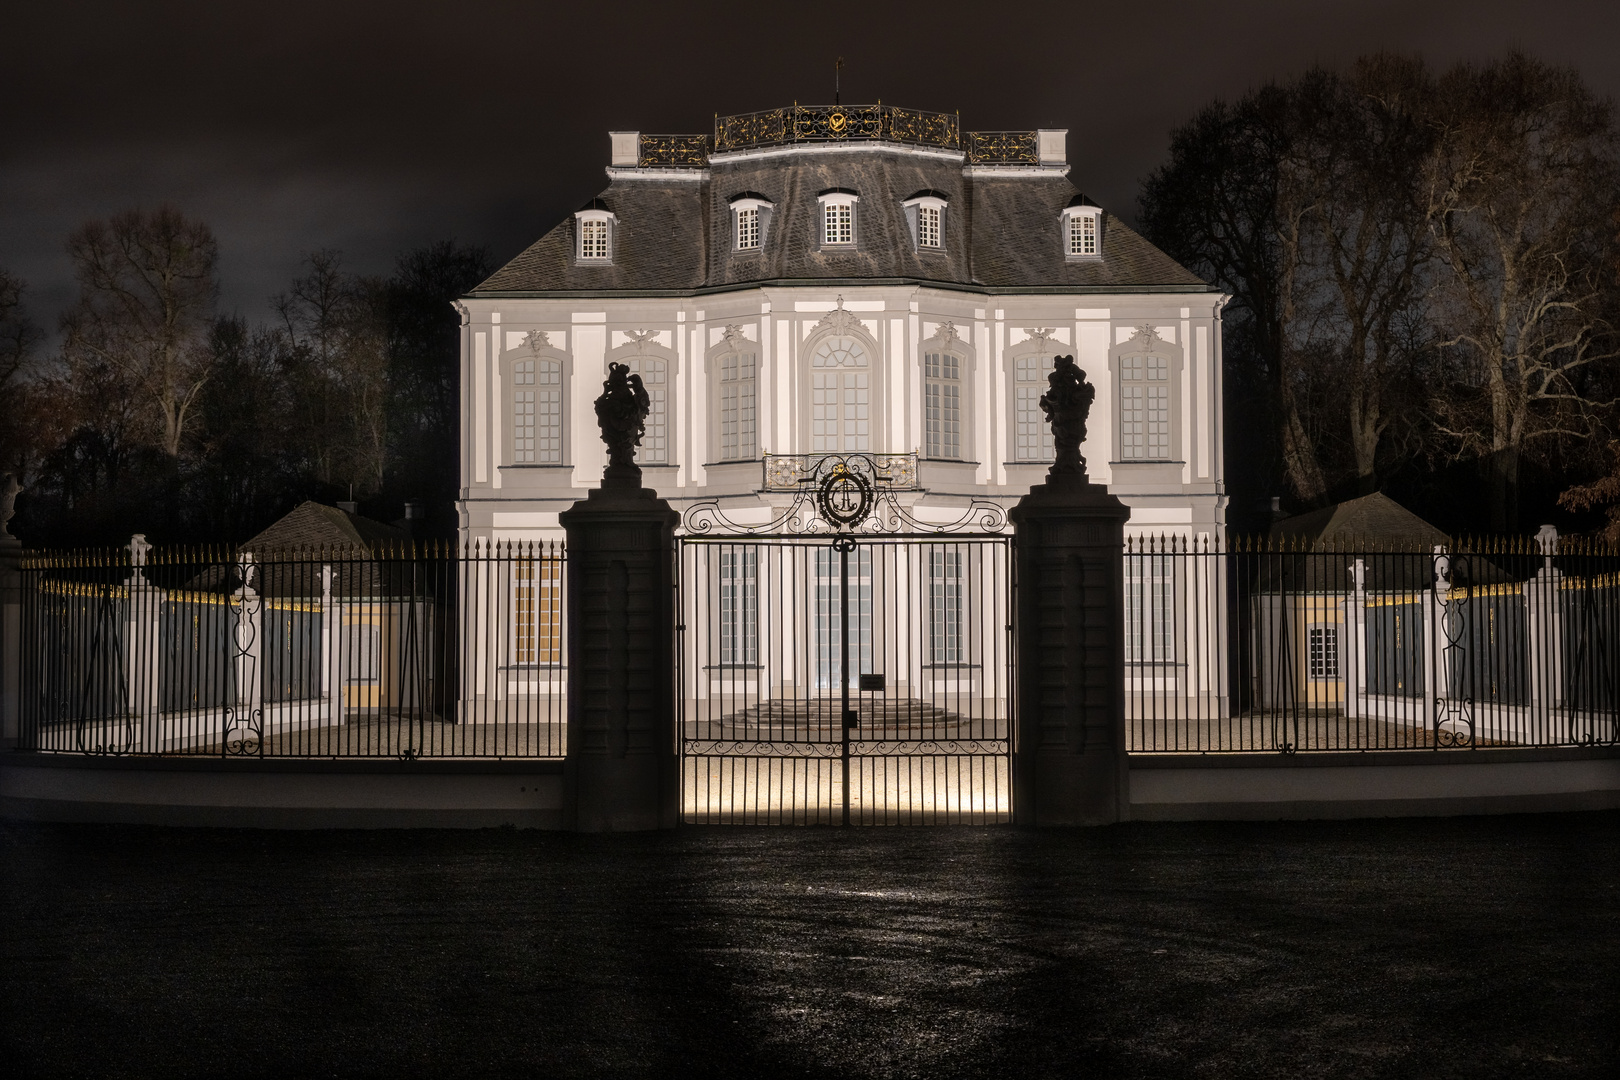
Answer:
[{"left": 470, "top": 106, "right": 1210, "bottom": 298}]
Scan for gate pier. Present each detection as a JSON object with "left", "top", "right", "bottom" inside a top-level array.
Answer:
[
  {"left": 558, "top": 475, "right": 679, "bottom": 831},
  {"left": 1009, "top": 469, "right": 1130, "bottom": 826}
]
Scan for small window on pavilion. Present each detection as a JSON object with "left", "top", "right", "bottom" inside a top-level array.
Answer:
[
  {"left": 575, "top": 206, "right": 614, "bottom": 263},
  {"left": 1061, "top": 202, "right": 1102, "bottom": 261}
]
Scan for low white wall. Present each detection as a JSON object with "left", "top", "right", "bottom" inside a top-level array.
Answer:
[
  {"left": 0, "top": 754, "right": 564, "bottom": 829},
  {"left": 1130, "top": 748, "right": 1620, "bottom": 820}
]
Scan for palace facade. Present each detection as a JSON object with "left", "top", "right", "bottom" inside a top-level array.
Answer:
[{"left": 455, "top": 104, "right": 1226, "bottom": 541}]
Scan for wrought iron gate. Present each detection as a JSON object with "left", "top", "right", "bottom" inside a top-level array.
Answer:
[{"left": 678, "top": 454, "right": 1013, "bottom": 824}]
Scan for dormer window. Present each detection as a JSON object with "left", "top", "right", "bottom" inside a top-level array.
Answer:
[
  {"left": 817, "top": 189, "right": 859, "bottom": 247},
  {"left": 919, "top": 205, "right": 941, "bottom": 247},
  {"left": 1061, "top": 201, "right": 1102, "bottom": 261},
  {"left": 729, "top": 193, "right": 773, "bottom": 252},
  {"left": 574, "top": 204, "right": 615, "bottom": 263},
  {"left": 901, "top": 191, "right": 949, "bottom": 252}
]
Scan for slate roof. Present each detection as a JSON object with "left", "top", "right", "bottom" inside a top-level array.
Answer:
[
  {"left": 1271, "top": 493, "right": 1450, "bottom": 551},
  {"left": 240, "top": 501, "right": 412, "bottom": 555},
  {"left": 471, "top": 145, "right": 1208, "bottom": 296}
]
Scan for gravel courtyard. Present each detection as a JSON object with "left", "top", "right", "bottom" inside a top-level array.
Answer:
[{"left": 4, "top": 813, "right": 1618, "bottom": 1079}]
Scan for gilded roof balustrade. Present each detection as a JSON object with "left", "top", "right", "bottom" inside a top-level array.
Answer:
[{"left": 632, "top": 106, "right": 1045, "bottom": 167}]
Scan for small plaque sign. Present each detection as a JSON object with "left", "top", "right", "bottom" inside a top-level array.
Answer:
[{"left": 859, "top": 673, "right": 885, "bottom": 692}]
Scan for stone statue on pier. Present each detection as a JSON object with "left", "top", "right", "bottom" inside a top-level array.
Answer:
[
  {"left": 595, "top": 362, "right": 651, "bottom": 481},
  {"left": 1039, "top": 354, "right": 1096, "bottom": 475}
]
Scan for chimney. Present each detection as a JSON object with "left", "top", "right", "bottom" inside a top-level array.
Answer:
[
  {"left": 337, "top": 500, "right": 358, "bottom": 515},
  {"left": 610, "top": 131, "right": 639, "bottom": 168},
  {"left": 1037, "top": 129, "right": 1067, "bottom": 166}
]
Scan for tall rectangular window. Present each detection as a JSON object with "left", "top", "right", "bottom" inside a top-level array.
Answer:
[
  {"left": 719, "top": 548, "right": 758, "bottom": 666},
  {"left": 736, "top": 207, "right": 760, "bottom": 250},
  {"left": 622, "top": 357, "right": 667, "bottom": 463},
  {"left": 513, "top": 358, "right": 562, "bottom": 464},
  {"left": 918, "top": 204, "right": 941, "bottom": 248},
  {"left": 719, "top": 352, "right": 756, "bottom": 461},
  {"left": 928, "top": 548, "right": 963, "bottom": 665},
  {"left": 924, "top": 351, "right": 961, "bottom": 460},
  {"left": 1015, "top": 355, "right": 1055, "bottom": 461},
  {"left": 514, "top": 557, "right": 562, "bottom": 665},
  {"left": 513, "top": 359, "right": 536, "bottom": 463},
  {"left": 824, "top": 202, "right": 853, "bottom": 245},
  {"left": 1068, "top": 213, "right": 1097, "bottom": 256},
  {"left": 1120, "top": 354, "right": 1171, "bottom": 460},
  {"left": 1125, "top": 554, "right": 1176, "bottom": 664},
  {"left": 1309, "top": 626, "right": 1340, "bottom": 680},
  {"left": 580, "top": 218, "right": 609, "bottom": 260}
]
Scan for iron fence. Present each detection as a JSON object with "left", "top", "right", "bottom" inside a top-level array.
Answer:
[
  {"left": 1126, "top": 534, "right": 1620, "bottom": 752},
  {"left": 19, "top": 541, "right": 567, "bottom": 758}
]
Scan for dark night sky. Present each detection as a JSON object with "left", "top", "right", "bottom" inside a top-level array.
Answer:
[{"left": 4, "top": 0, "right": 1619, "bottom": 331}]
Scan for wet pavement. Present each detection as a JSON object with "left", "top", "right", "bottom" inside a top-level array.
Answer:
[{"left": 4, "top": 813, "right": 1618, "bottom": 1079}]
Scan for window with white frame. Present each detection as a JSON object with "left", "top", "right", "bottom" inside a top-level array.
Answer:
[
  {"left": 824, "top": 201, "right": 853, "bottom": 244},
  {"left": 621, "top": 356, "right": 668, "bottom": 463},
  {"left": 736, "top": 206, "right": 760, "bottom": 250},
  {"left": 576, "top": 210, "right": 613, "bottom": 262},
  {"left": 818, "top": 192, "right": 858, "bottom": 246},
  {"left": 718, "top": 351, "right": 757, "bottom": 461},
  {"left": 1309, "top": 626, "right": 1340, "bottom": 680},
  {"left": 513, "top": 556, "right": 563, "bottom": 665},
  {"left": 1125, "top": 553, "right": 1177, "bottom": 664},
  {"left": 1120, "top": 352, "right": 1171, "bottom": 460},
  {"left": 810, "top": 336, "right": 871, "bottom": 451},
  {"left": 719, "top": 548, "right": 758, "bottom": 666},
  {"left": 924, "top": 350, "right": 962, "bottom": 460},
  {"left": 919, "top": 205, "right": 941, "bottom": 248},
  {"left": 928, "top": 548, "right": 963, "bottom": 665},
  {"left": 1068, "top": 213, "right": 1097, "bottom": 256},
  {"left": 902, "top": 192, "right": 947, "bottom": 252},
  {"left": 512, "top": 357, "right": 562, "bottom": 464},
  {"left": 1014, "top": 354, "right": 1056, "bottom": 462}
]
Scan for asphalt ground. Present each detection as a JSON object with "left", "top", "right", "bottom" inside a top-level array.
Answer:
[{"left": 3, "top": 813, "right": 1618, "bottom": 1080}]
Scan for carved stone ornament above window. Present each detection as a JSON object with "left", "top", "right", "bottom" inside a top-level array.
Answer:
[
  {"left": 1023, "top": 327, "right": 1058, "bottom": 349},
  {"left": 721, "top": 324, "right": 748, "bottom": 348},
  {"left": 813, "top": 296, "right": 863, "bottom": 336},
  {"left": 936, "top": 322, "right": 961, "bottom": 346},
  {"left": 524, "top": 330, "right": 552, "bottom": 353},
  {"left": 624, "top": 328, "right": 662, "bottom": 348},
  {"left": 1132, "top": 325, "right": 1162, "bottom": 344}
]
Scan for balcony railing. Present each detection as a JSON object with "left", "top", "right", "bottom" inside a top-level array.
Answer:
[{"left": 632, "top": 107, "right": 1047, "bottom": 167}]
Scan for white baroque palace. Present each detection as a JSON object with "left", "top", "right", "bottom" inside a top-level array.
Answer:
[{"left": 456, "top": 105, "right": 1227, "bottom": 541}]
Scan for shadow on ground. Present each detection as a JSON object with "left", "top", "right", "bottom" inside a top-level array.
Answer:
[{"left": 4, "top": 813, "right": 1618, "bottom": 1079}]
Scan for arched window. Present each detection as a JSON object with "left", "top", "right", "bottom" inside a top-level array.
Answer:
[
  {"left": 621, "top": 355, "right": 668, "bottom": 463},
  {"left": 717, "top": 350, "right": 757, "bottom": 461},
  {"left": 1013, "top": 353, "right": 1055, "bottom": 462},
  {"left": 809, "top": 335, "right": 870, "bottom": 452},
  {"left": 923, "top": 349, "right": 963, "bottom": 460},
  {"left": 511, "top": 356, "right": 563, "bottom": 464}
]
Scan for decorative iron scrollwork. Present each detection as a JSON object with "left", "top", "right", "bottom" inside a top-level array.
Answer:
[
  {"left": 966, "top": 130, "right": 1040, "bottom": 165},
  {"left": 636, "top": 134, "right": 710, "bottom": 168},
  {"left": 712, "top": 104, "right": 962, "bottom": 154},
  {"left": 681, "top": 452, "right": 1008, "bottom": 535}
]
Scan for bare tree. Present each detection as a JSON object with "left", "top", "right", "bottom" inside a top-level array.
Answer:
[
  {"left": 61, "top": 207, "right": 220, "bottom": 457},
  {"left": 1140, "top": 85, "right": 1330, "bottom": 505},
  {"left": 0, "top": 268, "right": 44, "bottom": 479},
  {"left": 275, "top": 251, "right": 390, "bottom": 494},
  {"left": 1426, "top": 53, "right": 1620, "bottom": 529},
  {"left": 1290, "top": 57, "right": 1438, "bottom": 494}
]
